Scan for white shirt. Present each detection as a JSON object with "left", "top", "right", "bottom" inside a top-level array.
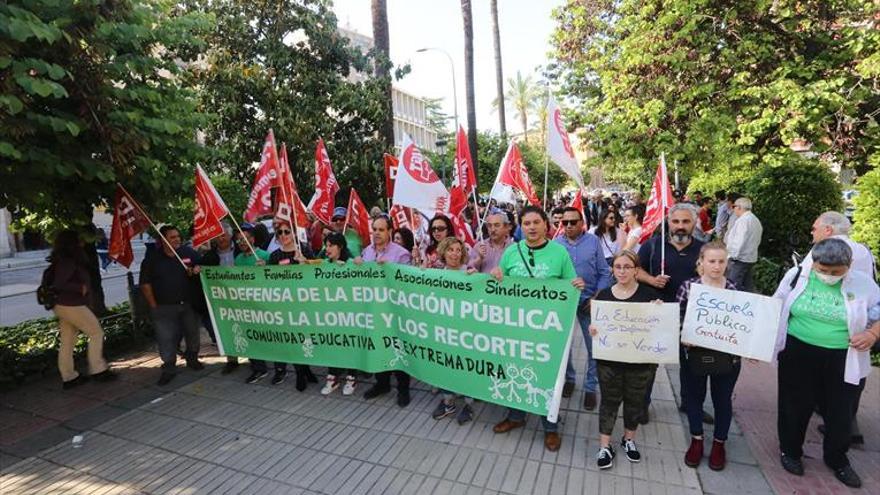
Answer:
[
  {"left": 725, "top": 211, "right": 762, "bottom": 263},
  {"left": 589, "top": 226, "right": 622, "bottom": 259},
  {"left": 803, "top": 234, "right": 876, "bottom": 280},
  {"left": 625, "top": 226, "right": 642, "bottom": 253}
]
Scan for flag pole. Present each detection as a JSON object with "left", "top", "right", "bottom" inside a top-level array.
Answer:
[
  {"left": 277, "top": 141, "right": 302, "bottom": 253},
  {"left": 542, "top": 87, "right": 551, "bottom": 210},
  {"left": 116, "top": 183, "right": 188, "bottom": 270},
  {"left": 470, "top": 188, "right": 483, "bottom": 240},
  {"left": 343, "top": 188, "right": 352, "bottom": 235},
  {"left": 227, "top": 213, "right": 258, "bottom": 257},
  {"left": 660, "top": 152, "right": 667, "bottom": 277}
]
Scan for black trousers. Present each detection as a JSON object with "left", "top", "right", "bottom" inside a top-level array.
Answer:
[
  {"left": 777, "top": 335, "right": 860, "bottom": 469},
  {"left": 374, "top": 370, "right": 410, "bottom": 391}
]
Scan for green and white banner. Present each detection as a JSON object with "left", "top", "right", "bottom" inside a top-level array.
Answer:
[{"left": 201, "top": 263, "right": 579, "bottom": 419}]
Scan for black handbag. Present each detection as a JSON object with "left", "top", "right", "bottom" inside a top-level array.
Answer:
[{"left": 685, "top": 347, "right": 739, "bottom": 376}]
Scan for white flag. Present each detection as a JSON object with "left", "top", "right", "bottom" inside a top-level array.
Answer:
[
  {"left": 392, "top": 134, "right": 450, "bottom": 213},
  {"left": 546, "top": 95, "right": 585, "bottom": 189}
]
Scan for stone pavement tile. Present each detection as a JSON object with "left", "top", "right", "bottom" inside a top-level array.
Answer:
[
  {"left": 347, "top": 463, "right": 387, "bottom": 495},
  {"left": 2, "top": 423, "right": 78, "bottom": 459},
  {"left": 454, "top": 448, "right": 483, "bottom": 484},
  {"left": 369, "top": 466, "right": 401, "bottom": 494},
  {"left": 0, "top": 452, "right": 24, "bottom": 474},
  {"left": 2, "top": 386, "right": 103, "bottom": 421},
  {"left": 106, "top": 386, "right": 166, "bottom": 410},
  {"left": 418, "top": 474, "right": 441, "bottom": 494},
  {"left": 597, "top": 471, "right": 634, "bottom": 495},
  {"left": 381, "top": 469, "right": 413, "bottom": 494},
  {"left": 63, "top": 404, "right": 129, "bottom": 431},
  {"left": 0, "top": 406, "right": 57, "bottom": 446},
  {"left": 399, "top": 472, "right": 426, "bottom": 495},
  {"left": 515, "top": 459, "right": 542, "bottom": 495},
  {"left": 695, "top": 461, "right": 772, "bottom": 495},
  {"left": 632, "top": 479, "right": 701, "bottom": 495},
  {"left": 469, "top": 451, "right": 498, "bottom": 488},
  {"left": 498, "top": 456, "right": 525, "bottom": 493},
  {"left": 426, "top": 443, "right": 459, "bottom": 478}
]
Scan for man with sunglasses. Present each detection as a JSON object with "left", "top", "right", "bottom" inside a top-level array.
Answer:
[{"left": 554, "top": 207, "right": 612, "bottom": 410}]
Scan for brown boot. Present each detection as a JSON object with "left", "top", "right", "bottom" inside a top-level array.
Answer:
[
  {"left": 493, "top": 419, "right": 525, "bottom": 434},
  {"left": 544, "top": 432, "right": 561, "bottom": 451}
]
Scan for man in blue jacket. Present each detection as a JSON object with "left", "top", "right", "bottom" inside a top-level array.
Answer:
[{"left": 555, "top": 207, "right": 612, "bottom": 410}]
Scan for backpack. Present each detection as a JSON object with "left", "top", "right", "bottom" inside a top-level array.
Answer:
[{"left": 36, "top": 262, "right": 58, "bottom": 310}]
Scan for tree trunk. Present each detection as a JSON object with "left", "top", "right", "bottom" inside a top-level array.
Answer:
[
  {"left": 490, "top": 0, "right": 506, "bottom": 138},
  {"left": 371, "top": 0, "right": 395, "bottom": 152},
  {"left": 521, "top": 113, "right": 528, "bottom": 144},
  {"left": 461, "top": 0, "right": 478, "bottom": 180}
]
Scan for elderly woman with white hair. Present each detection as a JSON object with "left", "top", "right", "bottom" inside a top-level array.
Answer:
[
  {"left": 773, "top": 238, "right": 880, "bottom": 488},
  {"left": 809, "top": 211, "right": 876, "bottom": 279}
]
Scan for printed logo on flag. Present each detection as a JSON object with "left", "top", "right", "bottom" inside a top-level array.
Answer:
[
  {"left": 554, "top": 109, "right": 574, "bottom": 158},
  {"left": 402, "top": 146, "right": 439, "bottom": 184}
]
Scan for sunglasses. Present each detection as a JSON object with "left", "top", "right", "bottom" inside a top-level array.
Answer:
[
  {"left": 561, "top": 219, "right": 580, "bottom": 226},
  {"left": 430, "top": 226, "right": 448, "bottom": 232},
  {"left": 276, "top": 229, "right": 291, "bottom": 235}
]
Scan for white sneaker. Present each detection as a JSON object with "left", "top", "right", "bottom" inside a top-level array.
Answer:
[
  {"left": 321, "top": 375, "right": 339, "bottom": 395},
  {"left": 342, "top": 375, "right": 357, "bottom": 396}
]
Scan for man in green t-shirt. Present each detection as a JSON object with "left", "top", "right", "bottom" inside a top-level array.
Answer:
[
  {"left": 234, "top": 227, "right": 270, "bottom": 267},
  {"left": 490, "top": 206, "right": 585, "bottom": 453}
]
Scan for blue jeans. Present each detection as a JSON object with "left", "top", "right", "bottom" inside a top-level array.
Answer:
[
  {"left": 565, "top": 312, "right": 598, "bottom": 393},
  {"left": 506, "top": 408, "right": 557, "bottom": 432}
]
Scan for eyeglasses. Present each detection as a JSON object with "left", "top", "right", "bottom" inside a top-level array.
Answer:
[
  {"left": 613, "top": 265, "right": 636, "bottom": 271},
  {"left": 430, "top": 226, "right": 448, "bottom": 232},
  {"left": 561, "top": 219, "right": 580, "bottom": 226},
  {"left": 276, "top": 229, "right": 291, "bottom": 235}
]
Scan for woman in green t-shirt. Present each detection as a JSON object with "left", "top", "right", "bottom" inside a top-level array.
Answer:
[
  {"left": 490, "top": 205, "right": 585, "bottom": 453},
  {"left": 773, "top": 238, "right": 880, "bottom": 489}
]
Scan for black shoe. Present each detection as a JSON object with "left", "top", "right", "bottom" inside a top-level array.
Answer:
[
  {"left": 397, "top": 389, "right": 411, "bottom": 408},
  {"left": 91, "top": 369, "right": 118, "bottom": 382},
  {"left": 62, "top": 375, "right": 89, "bottom": 390},
  {"left": 157, "top": 373, "right": 176, "bottom": 386},
  {"left": 780, "top": 454, "right": 804, "bottom": 476},
  {"left": 295, "top": 372, "right": 307, "bottom": 391},
  {"left": 271, "top": 371, "right": 287, "bottom": 386},
  {"left": 221, "top": 361, "right": 239, "bottom": 375},
  {"left": 562, "top": 381, "right": 575, "bottom": 398},
  {"left": 832, "top": 465, "right": 861, "bottom": 488},
  {"left": 363, "top": 385, "right": 391, "bottom": 400},
  {"left": 702, "top": 410, "right": 715, "bottom": 424},
  {"left": 596, "top": 446, "right": 615, "bottom": 470},
  {"left": 186, "top": 358, "right": 204, "bottom": 371},
  {"left": 245, "top": 371, "right": 268, "bottom": 384}
]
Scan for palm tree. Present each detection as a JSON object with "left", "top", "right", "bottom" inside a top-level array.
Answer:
[
  {"left": 490, "top": 0, "right": 506, "bottom": 137},
  {"left": 502, "top": 71, "right": 539, "bottom": 143},
  {"left": 371, "top": 0, "right": 394, "bottom": 150},
  {"left": 461, "top": 0, "right": 478, "bottom": 176}
]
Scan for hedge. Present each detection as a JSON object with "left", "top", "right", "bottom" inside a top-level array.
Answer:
[
  {"left": 0, "top": 302, "right": 153, "bottom": 387},
  {"left": 851, "top": 162, "right": 880, "bottom": 263}
]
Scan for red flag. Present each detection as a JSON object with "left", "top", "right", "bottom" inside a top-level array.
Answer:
[
  {"left": 108, "top": 185, "right": 151, "bottom": 268},
  {"left": 192, "top": 166, "right": 230, "bottom": 247},
  {"left": 449, "top": 126, "right": 477, "bottom": 216},
  {"left": 552, "top": 193, "right": 585, "bottom": 238},
  {"left": 346, "top": 188, "right": 372, "bottom": 247},
  {"left": 274, "top": 143, "right": 310, "bottom": 228},
  {"left": 307, "top": 138, "right": 340, "bottom": 224},
  {"left": 384, "top": 154, "right": 398, "bottom": 199},
  {"left": 450, "top": 213, "right": 476, "bottom": 247},
  {"left": 496, "top": 141, "right": 540, "bottom": 206},
  {"left": 640, "top": 158, "right": 676, "bottom": 243},
  {"left": 390, "top": 204, "right": 419, "bottom": 231},
  {"left": 244, "top": 130, "right": 281, "bottom": 222}
]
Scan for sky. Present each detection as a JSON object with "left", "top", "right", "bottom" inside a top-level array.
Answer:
[{"left": 332, "top": 0, "right": 564, "bottom": 135}]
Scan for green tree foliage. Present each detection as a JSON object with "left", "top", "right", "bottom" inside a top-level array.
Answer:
[
  {"left": 0, "top": 0, "right": 212, "bottom": 230},
  {"left": 549, "top": 0, "right": 880, "bottom": 189},
  {"left": 189, "top": 0, "right": 391, "bottom": 210},
  {"left": 851, "top": 155, "right": 880, "bottom": 260}
]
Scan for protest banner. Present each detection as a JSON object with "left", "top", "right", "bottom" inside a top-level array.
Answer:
[
  {"left": 590, "top": 301, "right": 680, "bottom": 364},
  {"left": 202, "top": 264, "right": 579, "bottom": 419},
  {"left": 681, "top": 283, "right": 781, "bottom": 362}
]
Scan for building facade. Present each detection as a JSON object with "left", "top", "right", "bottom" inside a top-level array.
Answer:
[{"left": 339, "top": 27, "right": 438, "bottom": 153}]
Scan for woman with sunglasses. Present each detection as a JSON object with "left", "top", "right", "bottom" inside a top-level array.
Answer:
[
  {"left": 413, "top": 214, "right": 454, "bottom": 269},
  {"left": 591, "top": 210, "right": 624, "bottom": 266},
  {"left": 267, "top": 221, "right": 318, "bottom": 391},
  {"left": 588, "top": 249, "right": 662, "bottom": 470},
  {"left": 490, "top": 205, "right": 586, "bottom": 452}
]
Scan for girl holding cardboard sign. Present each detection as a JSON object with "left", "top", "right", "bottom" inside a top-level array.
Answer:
[{"left": 676, "top": 241, "right": 740, "bottom": 472}]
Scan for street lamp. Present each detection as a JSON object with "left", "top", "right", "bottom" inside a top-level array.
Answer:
[
  {"left": 435, "top": 138, "right": 448, "bottom": 185},
  {"left": 415, "top": 47, "right": 459, "bottom": 133}
]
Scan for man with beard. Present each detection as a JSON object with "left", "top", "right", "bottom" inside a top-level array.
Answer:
[{"left": 636, "top": 203, "right": 714, "bottom": 425}]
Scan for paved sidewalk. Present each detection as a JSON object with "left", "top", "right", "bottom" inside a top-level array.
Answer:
[
  {"left": 0, "top": 330, "right": 745, "bottom": 495},
  {"left": 733, "top": 362, "right": 879, "bottom": 494}
]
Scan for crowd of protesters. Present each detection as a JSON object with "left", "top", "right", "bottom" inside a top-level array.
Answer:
[{"left": 47, "top": 188, "right": 879, "bottom": 489}]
